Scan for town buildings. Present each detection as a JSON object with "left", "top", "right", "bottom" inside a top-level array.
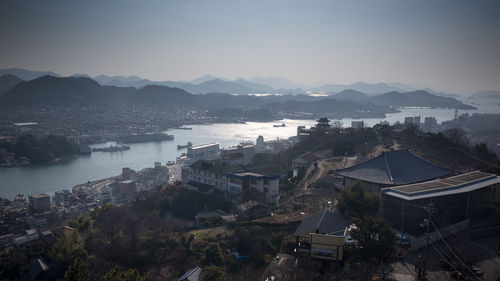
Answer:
[{"left": 221, "top": 144, "right": 255, "bottom": 164}]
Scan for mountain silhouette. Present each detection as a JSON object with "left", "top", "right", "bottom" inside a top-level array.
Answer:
[
  {"left": 0, "top": 68, "right": 60, "bottom": 81},
  {"left": 370, "top": 90, "right": 474, "bottom": 109},
  {"left": 0, "top": 74, "right": 23, "bottom": 95}
]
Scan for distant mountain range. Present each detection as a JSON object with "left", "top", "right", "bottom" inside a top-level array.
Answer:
[
  {"left": 0, "top": 68, "right": 472, "bottom": 99},
  {"left": 0, "top": 68, "right": 59, "bottom": 81},
  {"left": 473, "top": 90, "right": 500, "bottom": 99},
  {"left": 0, "top": 74, "right": 475, "bottom": 117}
]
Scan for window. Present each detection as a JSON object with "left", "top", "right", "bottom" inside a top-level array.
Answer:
[
  {"left": 264, "top": 187, "right": 269, "bottom": 193},
  {"left": 264, "top": 178, "right": 269, "bottom": 184}
]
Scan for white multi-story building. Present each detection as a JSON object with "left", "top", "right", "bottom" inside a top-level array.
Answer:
[
  {"left": 186, "top": 143, "right": 220, "bottom": 165},
  {"left": 182, "top": 159, "right": 280, "bottom": 204}
]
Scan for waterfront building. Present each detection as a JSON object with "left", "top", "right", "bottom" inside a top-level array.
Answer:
[
  {"left": 335, "top": 150, "right": 451, "bottom": 192},
  {"left": 28, "top": 194, "right": 50, "bottom": 213},
  {"left": 54, "top": 190, "right": 71, "bottom": 206},
  {"left": 380, "top": 171, "right": 500, "bottom": 234},
  {"left": 422, "top": 116, "right": 437, "bottom": 132},
  {"left": 121, "top": 167, "right": 136, "bottom": 180},
  {"left": 186, "top": 143, "right": 220, "bottom": 165},
  {"left": 404, "top": 116, "right": 422, "bottom": 127}
]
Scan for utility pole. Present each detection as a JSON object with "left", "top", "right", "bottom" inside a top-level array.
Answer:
[{"left": 422, "top": 201, "right": 436, "bottom": 277}]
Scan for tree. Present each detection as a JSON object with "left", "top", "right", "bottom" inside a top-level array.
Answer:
[
  {"left": 349, "top": 216, "right": 398, "bottom": 279},
  {"left": 331, "top": 121, "right": 343, "bottom": 129},
  {"left": 64, "top": 258, "right": 90, "bottom": 281},
  {"left": 100, "top": 267, "right": 148, "bottom": 281},
  {"left": 337, "top": 180, "right": 378, "bottom": 217},
  {"left": 202, "top": 243, "right": 224, "bottom": 266},
  {"left": 47, "top": 232, "right": 88, "bottom": 279},
  {"left": 201, "top": 265, "right": 226, "bottom": 281}
]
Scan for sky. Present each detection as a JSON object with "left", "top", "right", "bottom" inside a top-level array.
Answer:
[{"left": 1, "top": 0, "right": 499, "bottom": 94}]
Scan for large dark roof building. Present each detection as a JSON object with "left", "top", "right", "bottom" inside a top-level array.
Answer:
[{"left": 335, "top": 150, "right": 451, "bottom": 192}]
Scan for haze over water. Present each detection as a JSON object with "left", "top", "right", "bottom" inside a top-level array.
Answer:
[{"left": 0, "top": 99, "right": 497, "bottom": 200}]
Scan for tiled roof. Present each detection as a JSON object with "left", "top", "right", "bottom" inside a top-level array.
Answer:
[
  {"left": 294, "top": 209, "right": 350, "bottom": 236},
  {"left": 335, "top": 150, "right": 451, "bottom": 185}
]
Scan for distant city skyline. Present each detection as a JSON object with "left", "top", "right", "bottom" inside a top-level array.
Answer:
[{"left": 1, "top": 0, "right": 500, "bottom": 94}]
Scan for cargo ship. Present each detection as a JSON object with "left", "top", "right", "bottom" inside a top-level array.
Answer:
[
  {"left": 92, "top": 145, "right": 130, "bottom": 152},
  {"left": 121, "top": 133, "right": 174, "bottom": 143},
  {"left": 273, "top": 123, "right": 286, "bottom": 127}
]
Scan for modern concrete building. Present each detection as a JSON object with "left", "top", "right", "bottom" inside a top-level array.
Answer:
[
  {"left": 54, "top": 190, "right": 71, "bottom": 206},
  {"left": 380, "top": 171, "right": 500, "bottom": 234},
  {"left": 28, "top": 194, "right": 50, "bottom": 213},
  {"left": 221, "top": 144, "right": 255, "bottom": 164},
  {"left": 186, "top": 143, "right": 220, "bottom": 165},
  {"left": 228, "top": 170, "right": 280, "bottom": 204},
  {"left": 422, "top": 117, "right": 438, "bottom": 132},
  {"left": 183, "top": 159, "right": 280, "bottom": 204},
  {"left": 182, "top": 159, "right": 236, "bottom": 193}
]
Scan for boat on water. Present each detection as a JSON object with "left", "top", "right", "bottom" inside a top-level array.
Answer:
[
  {"left": 273, "top": 123, "right": 286, "bottom": 127},
  {"left": 177, "top": 141, "right": 193, "bottom": 149},
  {"left": 92, "top": 145, "right": 130, "bottom": 152},
  {"left": 121, "top": 133, "right": 174, "bottom": 143}
]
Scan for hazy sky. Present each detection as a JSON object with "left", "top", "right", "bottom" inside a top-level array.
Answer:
[{"left": 1, "top": 0, "right": 499, "bottom": 93}]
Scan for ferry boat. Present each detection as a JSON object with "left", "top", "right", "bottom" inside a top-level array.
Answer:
[{"left": 273, "top": 123, "right": 286, "bottom": 127}]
